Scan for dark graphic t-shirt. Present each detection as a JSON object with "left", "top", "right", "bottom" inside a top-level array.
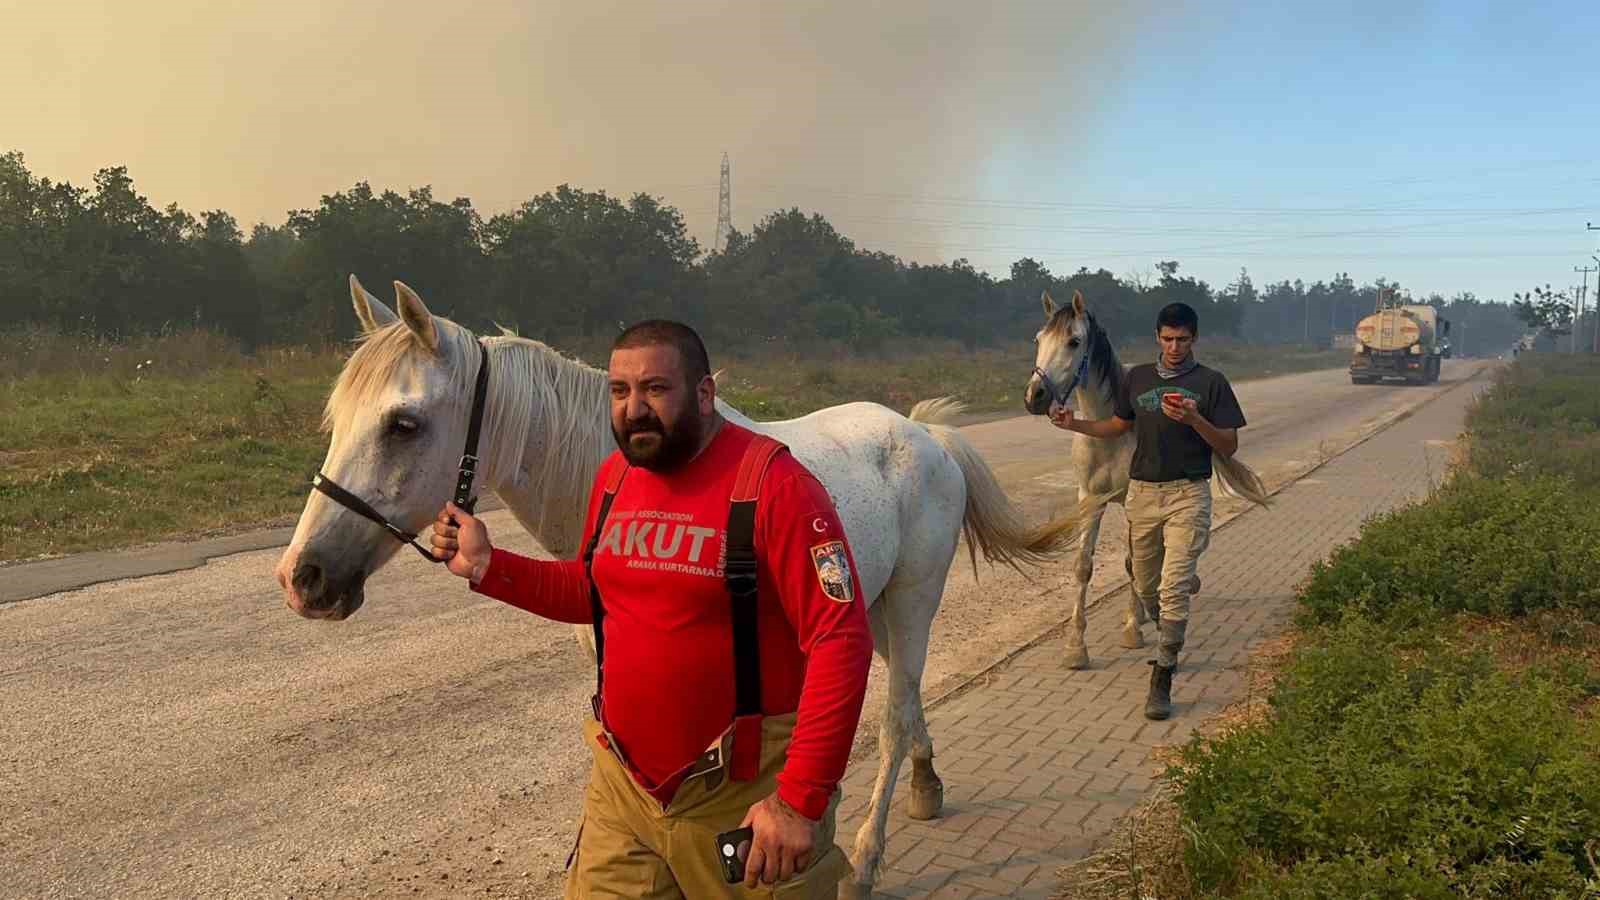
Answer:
[{"left": 1113, "top": 363, "right": 1247, "bottom": 482}]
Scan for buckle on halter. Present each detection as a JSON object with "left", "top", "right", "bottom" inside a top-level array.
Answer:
[{"left": 458, "top": 454, "right": 479, "bottom": 473}]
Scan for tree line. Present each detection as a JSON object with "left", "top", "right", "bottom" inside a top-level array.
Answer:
[{"left": 0, "top": 150, "right": 1532, "bottom": 356}]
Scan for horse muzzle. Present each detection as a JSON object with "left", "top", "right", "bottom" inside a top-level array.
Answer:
[
  {"left": 280, "top": 550, "right": 367, "bottom": 620},
  {"left": 1023, "top": 376, "right": 1053, "bottom": 416}
]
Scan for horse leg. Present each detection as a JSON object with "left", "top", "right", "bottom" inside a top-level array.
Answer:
[
  {"left": 897, "top": 585, "right": 944, "bottom": 822},
  {"left": 1121, "top": 520, "right": 1146, "bottom": 649},
  {"left": 572, "top": 623, "right": 596, "bottom": 665},
  {"left": 844, "top": 575, "right": 946, "bottom": 899},
  {"left": 1064, "top": 501, "right": 1106, "bottom": 670}
]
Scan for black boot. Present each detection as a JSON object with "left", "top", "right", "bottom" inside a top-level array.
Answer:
[{"left": 1145, "top": 660, "right": 1174, "bottom": 720}]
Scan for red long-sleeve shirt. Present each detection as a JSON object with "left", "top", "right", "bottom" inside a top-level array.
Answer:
[{"left": 470, "top": 422, "right": 873, "bottom": 820}]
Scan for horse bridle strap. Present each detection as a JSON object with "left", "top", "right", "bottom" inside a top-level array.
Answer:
[
  {"left": 1032, "top": 349, "right": 1091, "bottom": 409},
  {"left": 311, "top": 473, "right": 438, "bottom": 562},
  {"left": 311, "top": 340, "right": 491, "bottom": 565}
]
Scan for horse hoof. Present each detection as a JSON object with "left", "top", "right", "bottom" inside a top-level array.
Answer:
[
  {"left": 907, "top": 780, "right": 943, "bottom": 820},
  {"left": 1065, "top": 642, "right": 1090, "bottom": 670},
  {"left": 1120, "top": 625, "right": 1145, "bottom": 649},
  {"left": 838, "top": 881, "right": 873, "bottom": 900}
]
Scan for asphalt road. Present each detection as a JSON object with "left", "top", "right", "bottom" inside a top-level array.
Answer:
[{"left": 0, "top": 360, "right": 1492, "bottom": 900}]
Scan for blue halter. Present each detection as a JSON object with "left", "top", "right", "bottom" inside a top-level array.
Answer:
[{"left": 1031, "top": 348, "right": 1092, "bottom": 409}]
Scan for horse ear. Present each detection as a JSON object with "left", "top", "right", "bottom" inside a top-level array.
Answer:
[
  {"left": 393, "top": 280, "right": 439, "bottom": 354},
  {"left": 1041, "top": 290, "right": 1057, "bottom": 318},
  {"left": 1071, "top": 289, "right": 1087, "bottom": 317},
  {"left": 349, "top": 274, "right": 398, "bottom": 333}
]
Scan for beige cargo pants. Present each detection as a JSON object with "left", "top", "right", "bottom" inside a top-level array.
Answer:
[
  {"left": 1125, "top": 477, "right": 1213, "bottom": 667},
  {"left": 564, "top": 712, "right": 853, "bottom": 898}
]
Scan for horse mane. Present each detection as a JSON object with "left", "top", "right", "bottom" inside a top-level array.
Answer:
[
  {"left": 1081, "top": 311, "right": 1124, "bottom": 404},
  {"left": 323, "top": 319, "right": 612, "bottom": 507},
  {"left": 322, "top": 323, "right": 458, "bottom": 435},
  {"left": 482, "top": 331, "right": 612, "bottom": 511}
]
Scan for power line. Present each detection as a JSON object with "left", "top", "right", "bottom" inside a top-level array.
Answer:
[
  {"left": 673, "top": 179, "right": 1595, "bottom": 218},
  {"left": 677, "top": 207, "right": 1582, "bottom": 240},
  {"left": 661, "top": 156, "right": 1597, "bottom": 205}
]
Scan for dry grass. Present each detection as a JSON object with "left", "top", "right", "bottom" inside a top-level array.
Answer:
[
  {"left": 1449, "top": 612, "right": 1600, "bottom": 719},
  {"left": 1053, "top": 634, "right": 1300, "bottom": 900},
  {"left": 1, "top": 329, "right": 1348, "bottom": 563}
]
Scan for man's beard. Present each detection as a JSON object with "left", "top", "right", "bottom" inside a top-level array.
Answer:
[{"left": 613, "top": 409, "right": 705, "bottom": 471}]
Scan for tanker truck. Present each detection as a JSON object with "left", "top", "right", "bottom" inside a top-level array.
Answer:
[{"left": 1349, "top": 289, "right": 1450, "bottom": 385}]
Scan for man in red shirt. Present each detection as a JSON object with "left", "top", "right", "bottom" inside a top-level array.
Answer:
[{"left": 429, "top": 320, "right": 872, "bottom": 898}]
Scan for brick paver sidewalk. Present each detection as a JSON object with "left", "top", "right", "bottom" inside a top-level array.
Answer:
[{"left": 835, "top": 375, "right": 1488, "bottom": 898}]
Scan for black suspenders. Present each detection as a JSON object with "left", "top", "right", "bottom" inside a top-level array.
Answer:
[{"left": 581, "top": 435, "right": 785, "bottom": 781}]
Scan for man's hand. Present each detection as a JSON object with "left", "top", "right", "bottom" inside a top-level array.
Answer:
[
  {"left": 1161, "top": 394, "right": 1203, "bottom": 426},
  {"left": 740, "top": 792, "right": 818, "bottom": 887},
  {"left": 1048, "top": 402, "right": 1076, "bottom": 432},
  {"left": 430, "top": 501, "right": 493, "bottom": 583},
  {"left": 1162, "top": 394, "right": 1239, "bottom": 456}
]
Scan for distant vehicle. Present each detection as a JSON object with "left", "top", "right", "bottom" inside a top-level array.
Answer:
[{"left": 1349, "top": 288, "right": 1450, "bottom": 385}]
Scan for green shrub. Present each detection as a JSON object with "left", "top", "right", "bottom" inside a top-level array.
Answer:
[
  {"left": 1234, "top": 847, "right": 1600, "bottom": 900},
  {"left": 1161, "top": 356, "right": 1600, "bottom": 899},
  {"left": 1297, "top": 476, "right": 1600, "bottom": 626},
  {"left": 1468, "top": 355, "right": 1600, "bottom": 483},
  {"left": 1174, "top": 616, "right": 1600, "bottom": 897}
]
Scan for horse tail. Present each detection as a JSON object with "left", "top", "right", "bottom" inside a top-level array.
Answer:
[
  {"left": 1211, "top": 453, "right": 1271, "bottom": 508},
  {"left": 907, "top": 397, "right": 1081, "bottom": 575}
]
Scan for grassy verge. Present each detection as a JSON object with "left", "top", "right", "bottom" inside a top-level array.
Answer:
[
  {"left": 0, "top": 327, "right": 1344, "bottom": 564},
  {"left": 1057, "top": 353, "right": 1600, "bottom": 899}
]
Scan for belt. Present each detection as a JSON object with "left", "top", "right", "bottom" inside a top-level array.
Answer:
[{"left": 593, "top": 715, "right": 734, "bottom": 799}]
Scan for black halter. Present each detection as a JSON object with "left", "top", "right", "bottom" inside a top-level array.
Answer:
[{"left": 310, "top": 340, "right": 491, "bottom": 564}]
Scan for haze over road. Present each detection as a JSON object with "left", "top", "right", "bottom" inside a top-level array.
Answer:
[{"left": 1, "top": 361, "right": 1491, "bottom": 899}]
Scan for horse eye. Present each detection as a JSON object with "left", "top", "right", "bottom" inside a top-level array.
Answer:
[
  {"left": 1068, "top": 338, "right": 1081, "bottom": 349},
  {"left": 388, "top": 416, "right": 421, "bottom": 437}
]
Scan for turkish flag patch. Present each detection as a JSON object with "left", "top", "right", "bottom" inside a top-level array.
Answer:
[{"left": 810, "top": 540, "right": 854, "bottom": 603}]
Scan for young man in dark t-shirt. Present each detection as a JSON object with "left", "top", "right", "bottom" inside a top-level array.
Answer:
[{"left": 1049, "top": 302, "right": 1246, "bottom": 720}]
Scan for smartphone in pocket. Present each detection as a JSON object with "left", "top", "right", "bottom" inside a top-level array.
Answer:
[{"left": 715, "top": 826, "right": 754, "bottom": 884}]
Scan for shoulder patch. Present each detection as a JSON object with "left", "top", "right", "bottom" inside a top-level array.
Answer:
[{"left": 810, "top": 540, "right": 854, "bottom": 603}]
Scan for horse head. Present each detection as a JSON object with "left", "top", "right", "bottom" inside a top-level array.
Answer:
[
  {"left": 274, "top": 276, "right": 489, "bottom": 621},
  {"left": 1024, "top": 289, "right": 1103, "bottom": 416}
]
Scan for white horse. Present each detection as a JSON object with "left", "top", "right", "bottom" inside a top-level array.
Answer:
[
  {"left": 273, "top": 276, "right": 1082, "bottom": 898},
  {"left": 1021, "top": 289, "right": 1269, "bottom": 670}
]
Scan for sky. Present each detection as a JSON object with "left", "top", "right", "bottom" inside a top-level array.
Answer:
[{"left": 3, "top": 0, "right": 1598, "bottom": 303}]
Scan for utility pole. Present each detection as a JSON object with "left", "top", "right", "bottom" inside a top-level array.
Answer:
[
  {"left": 1589, "top": 220, "right": 1600, "bottom": 353},
  {"left": 1573, "top": 284, "right": 1582, "bottom": 354},
  {"left": 1576, "top": 263, "right": 1596, "bottom": 354},
  {"left": 1587, "top": 254, "right": 1600, "bottom": 352}
]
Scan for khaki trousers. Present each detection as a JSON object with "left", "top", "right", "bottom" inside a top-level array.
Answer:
[
  {"left": 564, "top": 712, "right": 852, "bottom": 898},
  {"left": 1125, "top": 477, "right": 1212, "bottom": 667}
]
